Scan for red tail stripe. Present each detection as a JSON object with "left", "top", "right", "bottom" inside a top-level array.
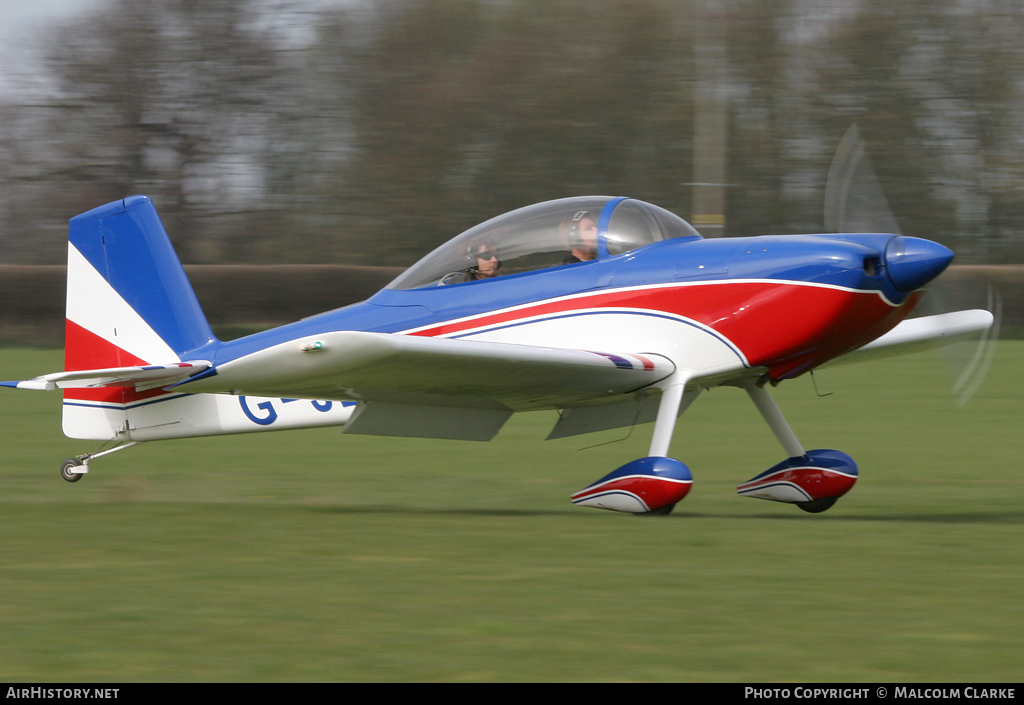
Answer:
[{"left": 63, "top": 320, "right": 170, "bottom": 405}]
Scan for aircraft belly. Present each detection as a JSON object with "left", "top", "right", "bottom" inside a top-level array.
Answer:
[
  {"left": 62, "top": 402, "right": 127, "bottom": 441},
  {"left": 123, "top": 393, "right": 354, "bottom": 441},
  {"left": 62, "top": 392, "right": 354, "bottom": 442}
]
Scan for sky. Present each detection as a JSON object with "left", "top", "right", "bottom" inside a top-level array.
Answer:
[
  {"left": 0, "top": 0, "right": 356, "bottom": 96},
  {"left": 0, "top": 0, "right": 112, "bottom": 96},
  {"left": 0, "top": 0, "right": 110, "bottom": 45}
]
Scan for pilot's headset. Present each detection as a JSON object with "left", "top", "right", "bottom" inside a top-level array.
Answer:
[
  {"left": 568, "top": 210, "right": 595, "bottom": 250},
  {"left": 465, "top": 238, "right": 501, "bottom": 272}
]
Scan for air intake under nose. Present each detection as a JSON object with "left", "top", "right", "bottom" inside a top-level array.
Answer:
[{"left": 884, "top": 236, "right": 955, "bottom": 293}]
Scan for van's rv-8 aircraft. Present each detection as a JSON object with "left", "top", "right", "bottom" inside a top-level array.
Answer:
[{"left": 2, "top": 195, "right": 993, "bottom": 514}]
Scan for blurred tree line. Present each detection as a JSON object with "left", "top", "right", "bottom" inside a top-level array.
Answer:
[{"left": 2, "top": 0, "right": 1024, "bottom": 267}]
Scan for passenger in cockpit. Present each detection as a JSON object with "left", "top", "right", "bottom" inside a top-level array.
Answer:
[
  {"left": 561, "top": 210, "right": 598, "bottom": 263},
  {"left": 467, "top": 238, "right": 501, "bottom": 280}
]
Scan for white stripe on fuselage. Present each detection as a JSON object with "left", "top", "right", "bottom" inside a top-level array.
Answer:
[{"left": 435, "top": 306, "right": 750, "bottom": 367}]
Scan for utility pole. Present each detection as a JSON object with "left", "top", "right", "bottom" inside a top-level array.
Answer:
[{"left": 691, "top": 0, "right": 728, "bottom": 237}]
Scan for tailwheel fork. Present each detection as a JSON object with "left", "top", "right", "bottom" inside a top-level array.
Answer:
[{"left": 59, "top": 441, "right": 144, "bottom": 483}]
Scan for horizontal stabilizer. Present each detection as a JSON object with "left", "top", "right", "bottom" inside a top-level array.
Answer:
[
  {"left": 823, "top": 309, "right": 994, "bottom": 368},
  {"left": 2, "top": 361, "right": 210, "bottom": 392}
]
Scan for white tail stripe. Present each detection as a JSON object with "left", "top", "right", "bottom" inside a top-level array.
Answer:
[{"left": 66, "top": 243, "right": 179, "bottom": 364}]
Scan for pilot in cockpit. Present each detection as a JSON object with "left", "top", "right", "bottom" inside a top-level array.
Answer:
[
  {"left": 466, "top": 238, "right": 501, "bottom": 280},
  {"left": 561, "top": 210, "right": 599, "bottom": 264}
]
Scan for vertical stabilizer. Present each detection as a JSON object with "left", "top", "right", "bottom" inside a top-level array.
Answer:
[{"left": 63, "top": 196, "right": 216, "bottom": 439}]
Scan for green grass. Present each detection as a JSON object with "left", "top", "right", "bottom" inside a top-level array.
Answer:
[{"left": 1, "top": 345, "right": 1022, "bottom": 681}]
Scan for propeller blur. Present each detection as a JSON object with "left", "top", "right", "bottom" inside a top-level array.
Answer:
[{"left": 824, "top": 124, "right": 1002, "bottom": 407}]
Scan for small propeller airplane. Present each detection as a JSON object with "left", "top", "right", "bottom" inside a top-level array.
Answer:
[{"left": 2, "top": 193, "right": 993, "bottom": 514}]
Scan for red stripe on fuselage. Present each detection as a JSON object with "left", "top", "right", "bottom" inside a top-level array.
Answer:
[{"left": 407, "top": 282, "right": 921, "bottom": 380}]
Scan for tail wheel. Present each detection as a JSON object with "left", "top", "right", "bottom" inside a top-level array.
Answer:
[{"left": 60, "top": 458, "right": 84, "bottom": 483}]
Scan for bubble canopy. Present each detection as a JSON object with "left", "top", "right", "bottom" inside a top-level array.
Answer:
[{"left": 387, "top": 197, "right": 703, "bottom": 290}]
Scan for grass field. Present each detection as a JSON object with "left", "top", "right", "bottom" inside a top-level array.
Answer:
[{"left": 0, "top": 344, "right": 1022, "bottom": 682}]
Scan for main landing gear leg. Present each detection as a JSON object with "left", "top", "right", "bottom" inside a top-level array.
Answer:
[
  {"left": 746, "top": 384, "right": 805, "bottom": 460},
  {"left": 571, "top": 370, "right": 698, "bottom": 515},
  {"left": 647, "top": 375, "right": 700, "bottom": 459},
  {"left": 737, "top": 382, "right": 858, "bottom": 513},
  {"left": 60, "top": 441, "right": 144, "bottom": 483}
]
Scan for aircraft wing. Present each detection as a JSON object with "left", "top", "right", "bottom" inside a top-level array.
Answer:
[
  {"left": 178, "top": 331, "right": 677, "bottom": 441},
  {"left": 1, "top": 361, "right": 212, "bottom": 392},
  {"left": 821, "top": 309, "right": 994, "bottom": 368},
  {"left": 183, "top": 331, "right": 676, "bottom": 410}
]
